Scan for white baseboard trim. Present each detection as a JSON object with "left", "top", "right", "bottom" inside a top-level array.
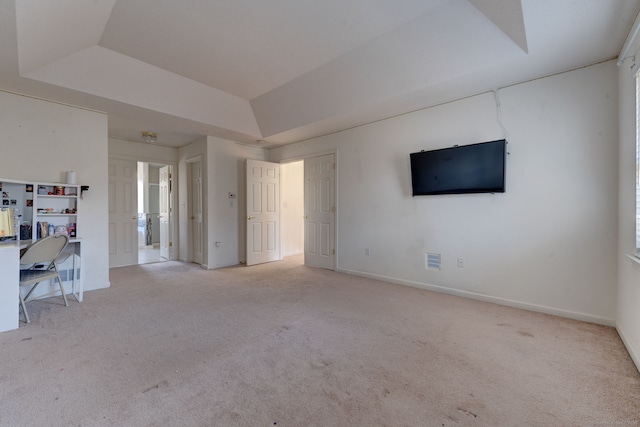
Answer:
[
  {"left": 336, "top": 267, "right": 616, "bottom": 327},
  {"left": 616, "top": 324, "right": 640, "bottom": 374},
  {"left": 83, "top": 280, "right": 111, "bottom": 292},
  {"left": 75, "top": 280, "right": 110, "bottom": 299}
]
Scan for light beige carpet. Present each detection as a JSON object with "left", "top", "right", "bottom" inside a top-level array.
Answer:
[{"left": 1, "top": 256, "right": 638, "bottom": 426}]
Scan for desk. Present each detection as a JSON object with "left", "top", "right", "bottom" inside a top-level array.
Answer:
[
  {"left": 0, "top": 243, "right": 19, "bottom": 332},
  {"left": 20, "top": 238, "right": 84, "bottom": 303},
  {"left": 65, "top": 239, "right": 84, "bottom": 302},
  {"left": 0, "top": 238, "right": 83, "bottom": 332}
]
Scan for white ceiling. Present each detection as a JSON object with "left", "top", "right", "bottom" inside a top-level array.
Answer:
[{"left": 0, "top": 0, "right": 638, "bottom": 148}]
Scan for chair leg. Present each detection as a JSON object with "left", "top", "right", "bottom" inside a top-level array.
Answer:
[
  {"left": 56, "top": 275, "right": 68, "bottom": 307},
  {"left": 18, "top": 292, "right": 30, "bottom": 324},
  {"left": 23, "top": 282, "right": 39, "bottom": 301}
]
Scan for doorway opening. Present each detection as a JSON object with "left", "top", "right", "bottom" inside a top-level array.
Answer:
[
  {"left": 137, "top": 162, "right": 170, "bottom": 265},
  {"left": 279, "top": 153, "right": 336, "bottom": 270},
  {"left": 281, "top": 160, "right": 304, "bottom": 264}
]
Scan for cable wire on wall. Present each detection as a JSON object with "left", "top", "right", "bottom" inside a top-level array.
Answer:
[
  {"left": 491, "top": 89, "right": 511, "bottom": 160},
  {"left": 491, "top": 89, "right": 510, "bottom": 144}
]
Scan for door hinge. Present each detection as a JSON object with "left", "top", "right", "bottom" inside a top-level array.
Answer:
[
  {"left": 332, "top": 206, "right": 335, "bottom": 213},
  {"left": 332, "top": 249, "right": 335, "bottom": 255},
  {"left": 169, "top": 242, "right": 173, "bottom": 247},
  {"left": 333, "top": 163, "right": 336, "bottom": 169}
]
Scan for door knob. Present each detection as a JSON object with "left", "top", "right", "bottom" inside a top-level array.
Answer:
[{"left": 247, "top": 215, "right": 254, "bottom": 220}]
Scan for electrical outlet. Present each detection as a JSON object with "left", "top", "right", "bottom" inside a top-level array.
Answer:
[
  {"left": 457, "top": 257, "right": 465, "bottom": 268},
  {"left": 364, "top": 247, "right": 371, "bottom": 256}
]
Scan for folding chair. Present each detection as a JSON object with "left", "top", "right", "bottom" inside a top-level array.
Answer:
[{"left": 18, "top": 234, "right": 69, "bottom": 323}]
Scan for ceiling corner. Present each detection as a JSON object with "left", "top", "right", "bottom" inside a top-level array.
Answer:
[
  {"left": 15, "top": 0, "right": 116, "bottom": 74},
  {"left": 468, "top": 0, "right": 528, "bottom": 53}
]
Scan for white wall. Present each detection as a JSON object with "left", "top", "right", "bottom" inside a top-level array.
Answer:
[
  {"left": 178, "top": 137, "right": 267, "bottom": 268},
  {"left": 270, "top": 61, "right": 619, "bottom": 325},
  {"left": 281, "top": 161, "right": 304, "bottom": 257},
  {"left": 206, "top": 137, "right": 267, "bottom": 267},
  {"left": 0, "top": 90, "right": 110, "bottom": 292},
  {"left": 109, "top": 137, "right": 178, "bottom": 165},
  {"left": 617, "top": 59, "right": 640, "bottom": 369}
]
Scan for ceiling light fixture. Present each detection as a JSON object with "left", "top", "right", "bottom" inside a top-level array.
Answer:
[{"left": 142, "top": 131, "right": 157, "bottom": 143}]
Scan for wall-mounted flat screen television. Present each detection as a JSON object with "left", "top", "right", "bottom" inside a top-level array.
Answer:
[{"left": 410, "top": 139, "right": 506, "bottom": 196}]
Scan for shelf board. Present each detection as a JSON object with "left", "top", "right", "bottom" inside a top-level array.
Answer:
[
  {"left": 37, "top": 194, "right": 78, "bottom": 198},
  {"left": 36, "top": 213, "right": 77, "bottom": 216}
]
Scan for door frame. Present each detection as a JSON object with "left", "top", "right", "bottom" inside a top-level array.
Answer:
[
  {"left": 278, "top": 149, "right": 338, "bottom": 270},
  {"left": 109, "top": 155, "right": 178, "bottom": 264}
]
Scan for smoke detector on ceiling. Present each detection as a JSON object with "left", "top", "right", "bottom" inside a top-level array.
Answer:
[{"left": 141, "top": 131, "right": 157, "bottom": 143}]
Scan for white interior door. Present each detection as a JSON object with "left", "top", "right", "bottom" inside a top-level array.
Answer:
[
  {"left": 246, "top": 159, "right": 280, "bottom": 266},
  {"left": 189, "top": 160, "right": 203, "bottom": 265},
  {"left": 159, "top": 165, "right": 170, "bottom": 260},
  {"left": 304, "top": 154, "right": 335, "bottom": 270},
  {"left": 109, "top": 158, "right": 138, "bottom": 267}
]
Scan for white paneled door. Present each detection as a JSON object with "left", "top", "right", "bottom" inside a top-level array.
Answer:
[
  {"left": 246, "top": 159, "right": 281, "bottom": 266},
  {"left": 304, "top": 154, "right": 335, "bottom": 270},
  {"left": 159, "top": 165, "right": 171, "bottom": 260},
  {"left": 108, "top": 158, "right": 138, "bottom": 267},
  {"left": 189, "top": 159, "right": 203, "bottom": 265}
]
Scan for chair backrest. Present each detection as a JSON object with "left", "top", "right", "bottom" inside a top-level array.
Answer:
[{"left": 20, "top": 234, "right": 69, "bottom": 266}]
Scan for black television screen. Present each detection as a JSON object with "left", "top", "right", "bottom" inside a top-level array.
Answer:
[{"left": 410, "top": 139, "right": 506, "bottom": 196}]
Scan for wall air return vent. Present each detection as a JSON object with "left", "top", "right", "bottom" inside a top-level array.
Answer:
[{"left": 426, "top": 253, "right": 441, "bottom": 270}]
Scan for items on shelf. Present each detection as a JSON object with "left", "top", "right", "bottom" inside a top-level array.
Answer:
[
  {"left": 20, "top": 221, "right": 31, "bottom": 240},
  {"left": 35, "top": 222, "right": 76, "bottom": 239},
  {"left": 37, "top": 185, "right": 77, "bottom": 196},
  {"left": 37, "top": 221, "right": 48, "bottom": 239},
  {"left": 67, "top": 223, "right": 76, "bottom": 238},
  {"left": 36, "top": 208, "right": 76, "bottom": 214},
  {"left": 2, "top": 180, "right": 79, "bottom": 242},
  {"left": 0, "top": 207, "right": 15, "bottom": 238}
]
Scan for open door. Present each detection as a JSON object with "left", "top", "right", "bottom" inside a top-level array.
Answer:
[
  {"left": 159, "top": 165, "right": 171, "bottom": 260},
  {"left": 304, "top": 154, "right": 335, "bottom": 270},
  {"left": 246, "top": 159, "right": 281, "bottom": 266},
  {"left": 109, "top": 158, "right": 138, "bottom": 267},
  {"left": 189, "top": 159, "right": 203, "bottom": 265}
]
